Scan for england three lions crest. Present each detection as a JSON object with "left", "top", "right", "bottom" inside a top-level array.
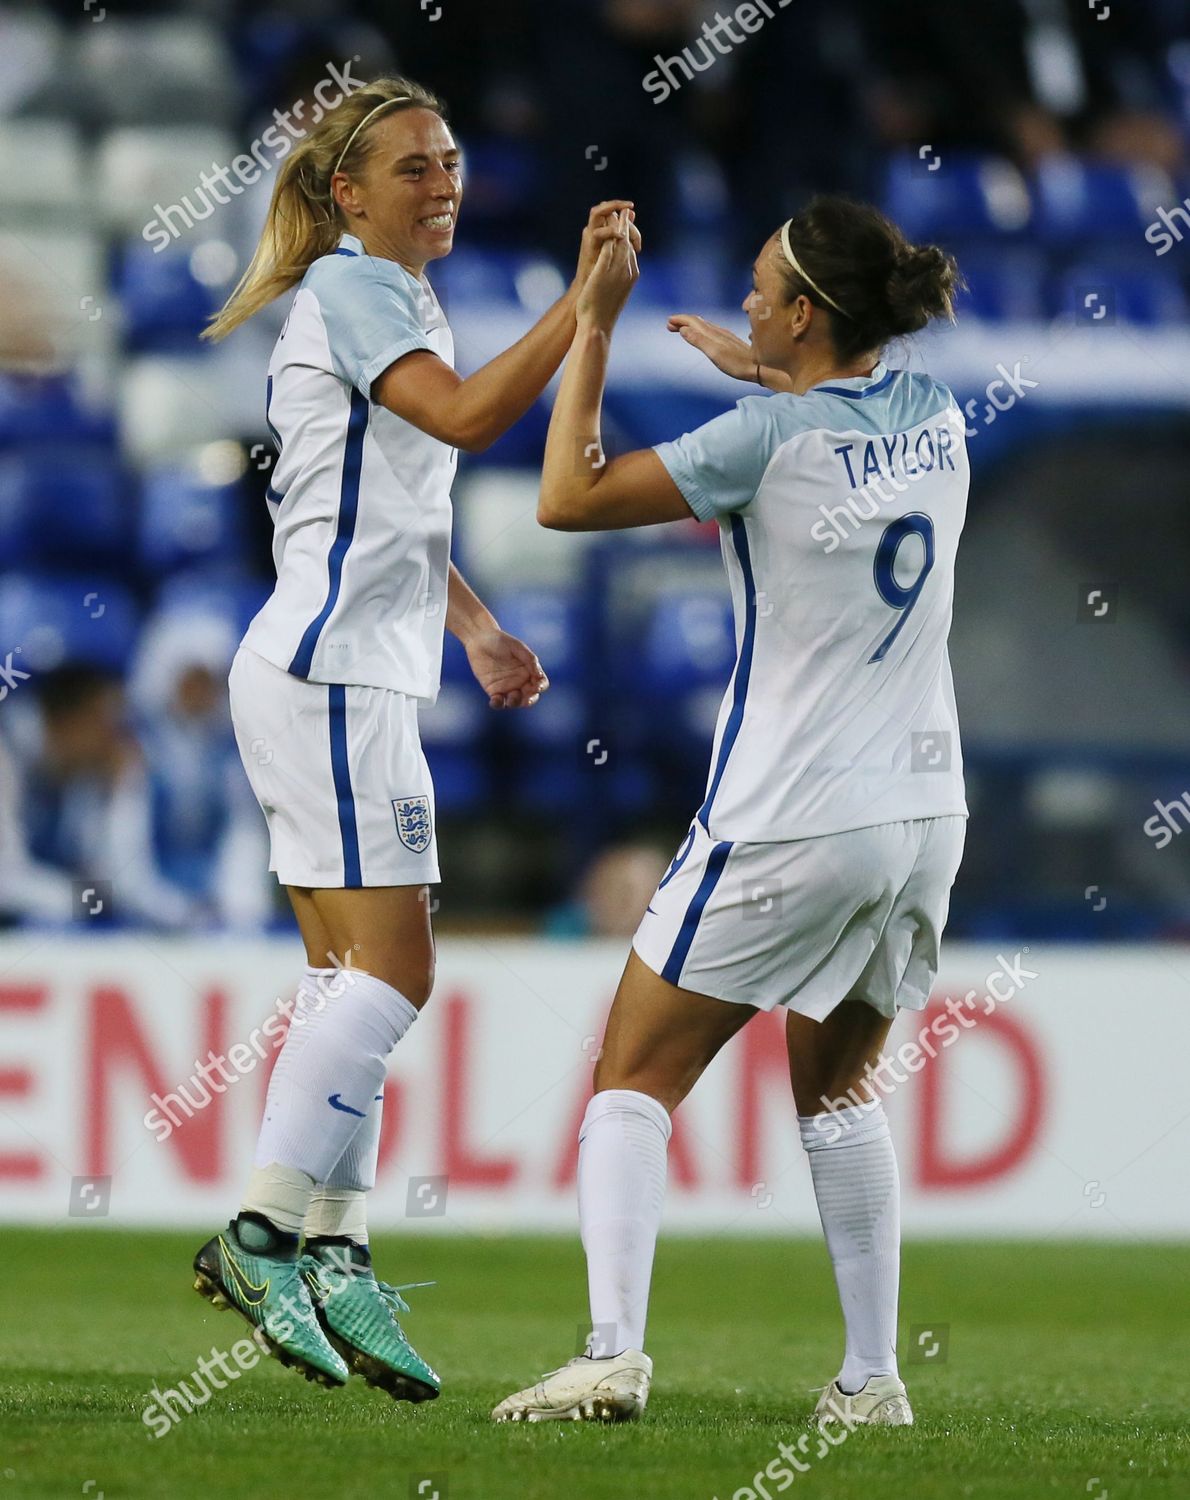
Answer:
[{"left": 393, "top": 795, "right": 432, "bottom": 853}]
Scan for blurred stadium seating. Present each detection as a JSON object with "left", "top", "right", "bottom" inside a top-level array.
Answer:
[{"left": 0, "top": 0, "right": 1187, "bottom": 938}]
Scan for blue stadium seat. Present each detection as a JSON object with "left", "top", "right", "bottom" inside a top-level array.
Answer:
[
  {"left": 117, "top": 242, "right": 219, "bottom": 353},
  {"left": 0, "top": 374, "right": 116, "bottom": 449},
  {"left": 478, "top": 398, "right": 551, "bottom": 467},
  {"left": 428, "top": 604, "right": 639, "bottom": 815},
  {"left": 445, "top": 138, "right": 543, "bottom": 237},
  {"left": 486, "top": 587, "right": 589, "bottom": 749},
  {"left": 419, "top": 634, "right": 489, "bottom": 814},
  {"left": 1032, "top": 158, "right": 1167, "bottom": 244},
  {"left": 674, "top": 150, "right": 730, "bottom": 235},
  {"left": 433, "top": 246, "right": 561, "bottom": 307},
  {"left": 138, "top": 462, "right": 246, "bottom": 574},
  {"left": 425, "top": 746, "right": 491, "bottom": 814},
  {"left": 638, "top": 590, "right": 736, "bottom": 746},
  {"left": 154, "top": 570, "right": 270, "bottom": 638},
  {"left": 0, "top": 571, "right": 140, "bottom": 672},
  {"left": 603, "top": 389, "right": 734, "bottom": 450},
  {"left": 508, "top": 751, "right": 589, "bottom": 813},
  {"left": 882, "top": 152, "right": 1033, "bottom": 241},
  {"left": 236, "top": 16, "right": 334, "bottom": 101},
  {"left": 0, "top": 468, "right": 33, "bottom": 565},
  {"left": 632, "top": 252, "right": 728, "bottom": 307},
  {"left": 426, "top": 602, "right": 589, "bottom": 813},
  {"left": 954, "top": 249, "right": 1047, "bottom": 321},
  {"left": 0, "top": 449, "right": 129, "bottom": 567}
]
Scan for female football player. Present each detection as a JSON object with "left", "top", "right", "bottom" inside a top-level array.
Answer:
[
  {"left": 192, "top": 74, "right": 638, "bottom": 1400},
  {"left": 494, "top": 198, "right": 966, "bottom": 1427}
]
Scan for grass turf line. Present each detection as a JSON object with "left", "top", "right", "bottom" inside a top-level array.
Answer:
[{"left": 1, "top": 1230, "right": 1187, "bottom": 1499}]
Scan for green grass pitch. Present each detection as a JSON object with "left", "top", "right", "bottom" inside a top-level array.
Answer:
[{"left": 2, "top": 1229, "right": 1187, "bottom": 1499}]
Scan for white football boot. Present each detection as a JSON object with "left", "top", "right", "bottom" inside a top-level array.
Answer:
[
  {"left": 491, "top": 1350, "right": 652, "bottom": 1423},
  {"left": 812, "top": 1374, "right": 914, "bottom": 1428}
]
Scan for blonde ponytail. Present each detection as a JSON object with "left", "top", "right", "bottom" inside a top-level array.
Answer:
[{"left": 203, "top": 75, "right": 446, "bottom": 342}]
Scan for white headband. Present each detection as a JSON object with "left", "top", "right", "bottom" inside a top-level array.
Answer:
[
  {"left": 332, "top": 95, "right": 411, "bottom": 179},
  {"left": 779, "top": 219, "right": 850, "bottom": 318}
]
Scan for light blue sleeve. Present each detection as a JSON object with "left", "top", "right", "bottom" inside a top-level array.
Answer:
[
  {"left": 310, "top": 257, "right": 432, "bottom": 398},
  {"left": 652, "top": 395, "right": 779, "bottom": 520}
]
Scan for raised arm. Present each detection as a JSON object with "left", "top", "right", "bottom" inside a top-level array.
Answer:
[
  {"left": 373, "top": 202, "right": 639, "bottom": 453},
  {"left": 537, "top": 216, "right": 694, "bottom": 532}
]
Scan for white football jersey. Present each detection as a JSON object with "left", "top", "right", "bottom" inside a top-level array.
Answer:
[
  {"left": 242, "top": 231, "right": 456, "bottom": 698},
  {"left": 654, "top": 362, "right": 969, "bottom": 842}
]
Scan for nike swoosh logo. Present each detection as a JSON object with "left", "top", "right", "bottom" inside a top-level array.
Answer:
[
  {"left": 218, "top": 1235, "right": 269, "bottom": 1307},
  {"left": 645, "top": 905, "right": 657, "bottom": 915},
  {"left": 328, "top": 1093, "right": 367, "bottom": 1117}
]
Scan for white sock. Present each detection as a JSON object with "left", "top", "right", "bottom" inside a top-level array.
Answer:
[
  {"left": 306, "top": 1090, "right": 384, "bottom": 1245},
  {"left": 578, "top": 1088, "right": 671, "bottom": 1357},
  {"left": 799, "top": 1098, "right": 901, "bottom": 1393},
  {"left": 249, "top": 967, "right": 417, "bottom": 1193}
]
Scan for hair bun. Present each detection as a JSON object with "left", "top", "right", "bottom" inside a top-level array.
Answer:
[{"left": 885, "top": 244, "right": 960, "bottom": 335}]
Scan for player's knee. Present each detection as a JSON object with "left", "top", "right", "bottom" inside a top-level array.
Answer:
[{"left": 591, "top": 1055, "right": 682, "bottom": 1112}]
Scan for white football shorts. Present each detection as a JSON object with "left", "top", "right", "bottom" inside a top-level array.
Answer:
[
  {"left": 228, "top": 646, "right": 439, "bottom": 889},
  {"left": 633, "top": 814, "right": 966, "bottom": 1020}
]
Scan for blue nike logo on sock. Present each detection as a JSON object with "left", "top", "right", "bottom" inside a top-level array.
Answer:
[{"left": 327, "top": 1093, "right": 367, "bottom": 1117}]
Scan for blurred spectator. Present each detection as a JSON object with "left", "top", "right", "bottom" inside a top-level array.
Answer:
[
  {"left": 6, "top": 663, "right": 202, "bottom": 931},
  {"left": 546, "top": 841, "right": 670, "bottom": 938},
  {"left": 0, "top": 734, "right": 72, "bottom": 924},
  {"left": 858, "top": 0, "right": 1184, "bottom": 174},
  {"left": 129, "top": 610, "right": 273, "bottom": 932}
]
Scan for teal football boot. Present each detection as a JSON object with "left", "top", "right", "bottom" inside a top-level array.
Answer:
[
  {"left": 302, "top": 1238, "right": 440, "bottom": 1402},
  {"left": 192, "top": 1214, "right": 349, "bottom": 1387}
]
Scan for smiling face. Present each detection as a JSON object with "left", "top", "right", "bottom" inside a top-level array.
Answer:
[{"left": 331, "top": 106, "right": 462, "bottom": 273}]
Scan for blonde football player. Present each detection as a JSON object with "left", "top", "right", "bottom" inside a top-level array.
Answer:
[{"left": 193, "top": 74, "right": 637, "bottom": 1398}]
